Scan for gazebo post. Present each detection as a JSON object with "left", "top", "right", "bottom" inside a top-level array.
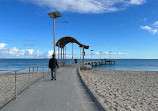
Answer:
[
  {"left": 80, "top": 47, "right": 81, "bottom": 64},
  {"left": 58, "top": 42, "right": 60, "bottom": 64},
  {"left": 61, "top": 45, "right": 62, "bottom": 66},
  {"left": 55, "top": 37, "right": 89, "bottom": 67},
  {"left": 82, "top": 46, "right": 84, "bottom": 67},
  {"left": 72, "top": 43, "right": 73, "bottom": 64},
  {"left": 63, "top": 46, "right": 64, "bottom": 66},
  {"left": 65, "top": 46, "right": 66, "bottom": 65}
]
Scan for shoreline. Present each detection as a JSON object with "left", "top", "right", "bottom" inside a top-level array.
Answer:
[{"left": 81, "top": 69, "right": 158, "bottom": 111}]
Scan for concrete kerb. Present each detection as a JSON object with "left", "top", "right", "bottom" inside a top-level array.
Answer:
[{"left": 77, "top": 67, "right": 109, "bottom": 111}]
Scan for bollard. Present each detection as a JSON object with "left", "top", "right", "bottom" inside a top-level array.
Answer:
[
  {"left": 43, "top": 64, "right": 45, "bottom": 78},
  {"left": 33, "top": 67, "right": 34, "bottom": 72},
  {"left": 14, "top": 71, "right": 17, "bottom": 100},
  {"left": 29, "top": 67, "right": 30, "bottom": 73},
  {"left": 28, "top": 67, "right": 31, "bottom": 88},
  {"left": 48, "top": 67, "right": 49, "bottom": 75},
  {"left": 37, "top": 66, "right": 38, "bottom": 73}
]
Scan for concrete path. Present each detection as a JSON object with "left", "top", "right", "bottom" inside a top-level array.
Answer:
[{"left": 1, "top": 64, "right": 98, "bottom": 111}]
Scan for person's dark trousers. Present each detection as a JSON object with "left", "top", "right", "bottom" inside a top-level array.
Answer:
[{"left": 51, "top": 68, "right": 56, "bottom": 79}]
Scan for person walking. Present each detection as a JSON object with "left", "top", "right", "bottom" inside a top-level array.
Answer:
[{"left": 49, "top": 54, "right": 59, "bottom": 80}]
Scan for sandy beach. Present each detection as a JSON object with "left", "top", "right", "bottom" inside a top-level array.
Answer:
[{"left": 81, "top": 69, "right": 158, "bottom": 111}]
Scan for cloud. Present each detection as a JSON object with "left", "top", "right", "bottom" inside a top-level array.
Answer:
[
  {"left": 48, "top": 50, "right": 54, "bottom": 57},
  {"left": 95, "top": 52, "right": 100, "bottom": 55},
  {"left": 0, "top": 43, "right": 7, "bottom": 49},
  {"left": 103, "top": 51, "right": 117, "bottom": 55},
  {"left": 2, "top": 47, "right": 36, "bottom": 56},
  {"left": 141, "top": 25, "right": 152, "bottom": 30},
  {"left": 140, "top": 20, "right": 158, "bottom": 35},
  {"left": 129, "top": 0, "right": 146, "bottom": 5},
  {"left": 143, "top": 18, "right": 147, "bottom": 22},
  {"left": 0, "top": 43, "right": 129, "bottom": 58},
  {"left": 0, "top": 45, "right": 44, "bottom": 57},
  {"left": 20, "top": 0, "right": 146, "bottom": 13},
  {"left": 47, "top": 50, "right": 63, "bottom": 57},
  {"left": 118, "top": 52, "right": 128, "bottom": 55},
  {"left": 153, "top": 21, "right": 158, "bottom": 27},
  {"left": 0, "top": 43, "right": 63, "bottom": 58},
  {"left": 25, "top": 39, "right": 37, "bottom": 42},
  {"left": 105, "top": 52, "right": 128, "bottom": 55},
  {"left": 48, "top": 40, "right": 53, "bottom": 43},
  {"left": 140, "top": 25, "right": 158, "bottom": 35},
  {"left": 24, "top": 44, "right": 35, "bottom": 46},
  {"left": 95, "top": 51, "right": 128, "bottom": 55},
  {"left": 24, "top": 40, "right": 36, "bottom": 47},
  {"left": 9, "top": 47, "right": 19, "bottom": 55},
  {"left": 104, "top": 52, "right": 109, "bottom": 55},
  {"left": 0, "top": 43, "right": 55, "bottom": 58},
  {"left": 35, "top": 50, "right": 43, "bottom": 57},
  {"left": 1, "top": 39, "right": 11, "bottom": 42},
  {"left": 26, "top": 49, "right": 34, "bottom": 55}
]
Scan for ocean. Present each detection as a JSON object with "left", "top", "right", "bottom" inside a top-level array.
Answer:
[
  {"left": 0, "top": 59, "right": 158, "bottom": 74},
  {"left": 0, "top": 59, "right": 49, "bottom": 74},
  {"left": 93, "top": 59, "right": 158, "bottom": 71}
]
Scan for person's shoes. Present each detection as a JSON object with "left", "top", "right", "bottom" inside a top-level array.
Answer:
[
  {"left": 51, "top": 78, "right": 53, "bottom": 80},
  {"left": 54, "top": 77, "right": 56, "bottom": 80}
]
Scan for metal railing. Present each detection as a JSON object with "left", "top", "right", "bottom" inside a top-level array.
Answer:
[{"left": 0, "top": 64, "right": 49, "bottom": 109}]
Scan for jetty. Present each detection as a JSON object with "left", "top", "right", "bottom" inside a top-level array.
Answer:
[{"left": 85, "top": 60, "right": 115, "bottom": 67}]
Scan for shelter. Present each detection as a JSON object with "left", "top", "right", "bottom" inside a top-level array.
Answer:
[
  {"left": 56, "top": 36, "right": 89, "bottom": 66},
  {"left": 56, "top": 37, "right": 89, "bottom": 49}
]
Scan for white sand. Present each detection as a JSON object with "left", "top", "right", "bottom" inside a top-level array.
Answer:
[{"left": 81, "top": 69, "right": 158, "bottom": 111}]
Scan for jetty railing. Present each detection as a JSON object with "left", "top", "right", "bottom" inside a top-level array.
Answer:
[
  {"left": 84, "top": 60, "right": 115, "bottom": 67},
  {"left": 0, "top": 64, "right": 49, "bottom": 109}
]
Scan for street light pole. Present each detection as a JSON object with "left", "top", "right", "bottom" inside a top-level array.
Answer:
[
  {"left": 53, "top": 18, "right": 56, "bottom": 55},
  {"left": 91, "top": 50, "right": 93, "bottom": 62},
  {"left": 100, "top": 52, "right": 102, "bottom": 60},
  {"left": 48, "top": 11, "right": 61, "bottom": 58},
  {"left": 82, "top": 46, "right": 84, "bottom": 67},
  {"left": 80, "top": 47, "right": 81, "bottom": 64},
  {"left": 72, "top": 43, "right": 73, "bottom": 64},
  {"left": 109, "top": 51, "right": 112, "bottom": 60}
]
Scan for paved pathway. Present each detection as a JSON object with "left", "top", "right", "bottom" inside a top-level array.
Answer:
[{"left": 1, "top": 64, "right": 98, "bottom": 111}]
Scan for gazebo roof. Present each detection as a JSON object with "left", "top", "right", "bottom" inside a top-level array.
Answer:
[{"left": 56, "top": 36, "right": 89, "bottom": 49}]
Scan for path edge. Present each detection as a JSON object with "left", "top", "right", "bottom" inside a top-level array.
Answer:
[{"left": 77, "top": 67, "right": 109, "bottom": 111}]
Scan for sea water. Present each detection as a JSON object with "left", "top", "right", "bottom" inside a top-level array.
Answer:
[
  {"left": 93, "top": 59, "right": 158, "bottom": 71},
  {"left": 0, "top": 59, "right": 49, "bottom": 74},
  {"left": 0, "top": 59, "right": 158, "bottom": 74},
  {"left": 0, "top": 59, "right": 79, "bottom": 74}
]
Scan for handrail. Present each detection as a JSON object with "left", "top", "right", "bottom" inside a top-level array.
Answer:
[
  {"left": 0, "top": 63, "right": 48, "bottom": 75},
  {"left": 0, "top": 60, "right": 82, "bottom": 109},
  {"left": 0, "top": 63, "right": 49, "bottom": 109}
]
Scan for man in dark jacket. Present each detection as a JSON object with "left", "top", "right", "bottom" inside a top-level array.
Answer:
[{"left": 49, "top": 54, "right": 59, "bottom": 80}]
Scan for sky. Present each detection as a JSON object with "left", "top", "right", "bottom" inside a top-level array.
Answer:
[{"left": 0, "top": 0, "right": 158, "bottom": 59}]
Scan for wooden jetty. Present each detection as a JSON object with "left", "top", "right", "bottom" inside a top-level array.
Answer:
[{"left": 84, "top": 60, "right": 115, "bottom": 67}]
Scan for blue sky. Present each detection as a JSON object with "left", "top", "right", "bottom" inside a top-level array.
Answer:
[{"left": 0, "top": 0, "right": 158, "bottom": 59}]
